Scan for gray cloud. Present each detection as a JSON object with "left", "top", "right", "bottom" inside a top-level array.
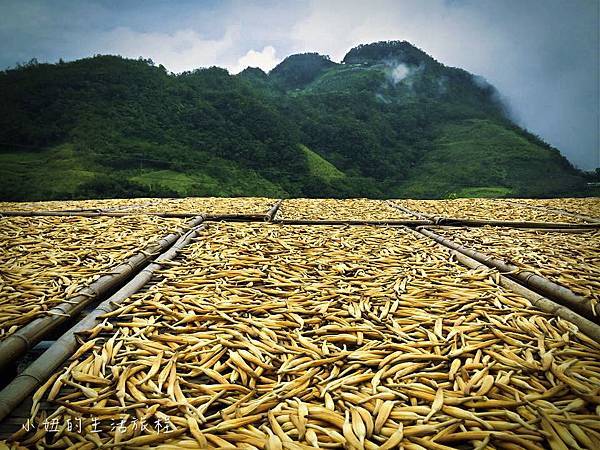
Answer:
[
  {"left": 0, "top": 0, "right": 598, "bottom": 169},
  {"left": 290, "top": 0, "right": 599, "bottom": 170}
]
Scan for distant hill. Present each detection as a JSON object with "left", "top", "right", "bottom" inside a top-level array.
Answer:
[
  {"left": 0, "top": 41, "right": 592, "bottom": 200},
  {"left": 269, "top": 53, "right": 338, "bottom": 89}
]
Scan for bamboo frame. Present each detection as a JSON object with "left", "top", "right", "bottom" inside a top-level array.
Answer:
[
  {"left": 264, "top": 199, "right": 283, "bottom": 222},
  {"left": 505, "top": 199, "right": 600, "bottom": 223},
  {"left": 0, "top": 215, "right": 205, "bottom": 372},
  {"left": 416, "top": 226, "right": 598, "bottom": 322},
  {"left": 0, "top": 220, "right": 206, "bottom": 422}
]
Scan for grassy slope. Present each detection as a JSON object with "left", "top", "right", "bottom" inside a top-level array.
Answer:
[
  {"left": 0, "top": 146, "right": 287, "bottom": 200},
  {"left": 0, "top": 145, "right": 97, "bottom": 200},
  {"left": 399, "top": 119, "right": 585, "bottom": 198},
  {"left": 130, "top": 165, "right": 286, "bottom": 197},
  {"left": 303, "top": 65, "right": 382, "bottom": 93},
  {"left": 130, "top": 170, "right": 208, "bottom": 196},
  {"left": 0, "top": 120, "right": 586, "bottom": 201},
  {"left": 300, "top": 144, "right": 345, "bottom": 181}
]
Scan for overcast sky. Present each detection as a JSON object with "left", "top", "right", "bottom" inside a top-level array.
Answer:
[{"left": 1, "top": 0, "right": 598, "bottom": 169}]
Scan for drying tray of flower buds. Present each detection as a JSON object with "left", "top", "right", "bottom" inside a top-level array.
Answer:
[
  {"left": 0, "top": 197, "right": 279, "bottom": 216},
  {"left": 8, "top": 222, "right": 600, "bottom": 449},
  {"left": 276, "top": 198, "right": 414, "bottom": 221},
  {"left": 128, "top": 197, "right": 278, "bottom": 215},
  {"left": 510, "top": 198, "right": 600, "bottom": 222},
  {"left": 393, "top": 199, "right": 594, "bottom": 224},
  {"left": 425, "top": 226, "right": 600, "bottom": 318},
  {"left": 0, "top": 215, "right": 184, "bottom": 340},
  {"left": 0, "top": 198, "right": 161, "bottom": 212}
]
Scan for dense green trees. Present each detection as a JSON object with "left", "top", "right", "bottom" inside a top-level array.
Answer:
[
  {"left": 269, "top": 53, "right": 338, "bottom": 89},
  {"left": 0, "top": 41, "right": 591, "bottom": 200}
]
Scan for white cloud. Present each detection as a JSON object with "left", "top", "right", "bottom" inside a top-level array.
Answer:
[
  {"left": 389, "top": 63, "right": 410, "bottom": 85},
  {"left": 95, "top": 29, "right": 281, "bottom": 76},
  {"left": 289, "top": 0, "right": 599, "bottom": 169},
  {"left": 0, "top": 0, "right": 596, "bottom": 168},
  {"left": 95, "top": 26, "right": 239, "bottom": 73},
  {"left": 229, "top": 46, "right": 280, "bottom": 74}
]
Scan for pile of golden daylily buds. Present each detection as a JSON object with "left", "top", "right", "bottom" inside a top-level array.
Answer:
[
  {"left": 393, "top": 199, "right": 587, "bottom": 223},
  {"left": 511, "top": 198, "right": 600, "bottom": 221},
  {"left": 12, "top": 223, "right": 600, "bottom": 449},
  {"left": 0, "top": 216, "right": 183, "bottom": 339},
  {"left": 0, "top": 197, "right": 277, "bottom": 216},
  {"left": 276, "top": 199, "right": 413, "bottom": 221},
  {"left": 430, "top": 226, "right": 600, "bottom": 316}
]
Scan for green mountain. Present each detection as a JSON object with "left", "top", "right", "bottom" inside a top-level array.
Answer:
[{"left": 0, "top": 41, "right": 592, "bottom": 200}]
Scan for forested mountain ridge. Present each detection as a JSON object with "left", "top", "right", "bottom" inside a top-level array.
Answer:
[{"left": 0, "top": 40, "right": 591, "bottom": 200}]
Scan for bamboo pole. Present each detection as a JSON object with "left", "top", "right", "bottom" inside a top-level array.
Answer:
[
  {"left": 272, "top": 219, "right": 432, "bottom": 226},
  {"left": 452, "top": 249, "right": 600, "bottom": 341},
  {"left": 0, "top": 215, "right": 205, "bottom": 372},
  {"left": 204, "top": 214, "right": 266, "bottom": 221},
  {"left": 0, "top": 220, "right": 206, "bottom": 423},
  {"left": 264, "top": 199, "right": 283, "bottom": 222},
  {"left": 404, "top": 227, "right": 600, "bottom": 341},
  {"left": 0, "top": 211, "right": 267, "bottom": 219},
  {"left": 505, "top": 199, "right": 600, "bottom": 223},
  {"left": 0, "top": 210, "right": 197, "bottom": 218},
  {"left": 45, "top": 208, "right": 104, "bottom": 213},
  {"left": 387, "top": 202, "right": 436, "bottom": 221},
  {"left": 416, "top": 226, "right": 597, "bottom": 322},
  {"left": 434, "top": 218, "right": 600, "bottom": 229}
]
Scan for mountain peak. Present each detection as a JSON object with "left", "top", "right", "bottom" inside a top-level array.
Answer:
[
  {"left": 238, "top": 66, "right": 267, "bottom": 79},
  {"left": 342, "top": 40, "right": 435, "bottom": 66},
  {"left": 269, "top": 52, "right": 338, "bottom": 89}
]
